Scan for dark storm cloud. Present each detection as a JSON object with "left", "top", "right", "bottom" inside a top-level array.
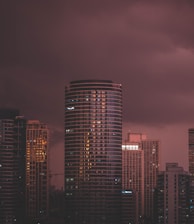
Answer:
[
  {"left": 1, "top": 0, "right": 194, "bottom": 186},
  {"left": 1, "top": 0, "right": 194, "bottom": 128}
]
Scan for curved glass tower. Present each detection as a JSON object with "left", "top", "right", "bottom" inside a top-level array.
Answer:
[{"left": 64, "top": 80, "right": 122, "bottom": 224}]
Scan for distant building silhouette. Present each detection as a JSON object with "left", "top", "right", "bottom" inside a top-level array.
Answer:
[
  {"left": 188, "top": 129, "right": 194, "bottom": 223},
  {"left": 64, "top": 80, "right": 122, "bottom": 224},
  {"left": 0, "top": 109, "right": 26, "bottom": 224},
  {"left": 156, "top": 163, "right": 190, "bottom": 224},
  {"left": 26, "top": 120, "right": 49, "bottom": 222},
  {"left": 189, "top": 129, "right": 194, "bottom": 178},
  {"left": 49, "top": 186, "right": 64, "bottom": 224}
]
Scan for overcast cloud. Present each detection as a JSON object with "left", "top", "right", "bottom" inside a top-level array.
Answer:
[{"left": 1, "top": 0, "right": 194, "bottom": 187}]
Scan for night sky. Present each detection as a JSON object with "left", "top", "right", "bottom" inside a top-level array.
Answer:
[{"left": 1, "top": 0, "right": 194, "bottom": 188}]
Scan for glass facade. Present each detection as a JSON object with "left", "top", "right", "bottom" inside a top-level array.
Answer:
[
  {"left": 64, "top": 80, "right": 122, "bottom": 224},
  {"left": 26, "top": 120, "right": 49, "bottom": 222}
]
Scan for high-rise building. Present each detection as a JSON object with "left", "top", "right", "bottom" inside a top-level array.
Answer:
[
  {"left": 122, "top": 132, "right": 160, "bottom": 223},
  {"left": 122, "top": 133, "right": 145, "bottom": 223},
  {"left": 188, "top": 129, "right": 194, "bottom": 222},
  {"left": 0, "top": 109, "right": 26, "bottom": 224},
  {"left": 64, "top": 80, "right": 122, "bottom": 224},
  {"left": 26, "top": 120, "right": 49, "bottom": 222},
  {"left": 156, "top": 163, "right": 190, "bottom": 224},
  {"left": 142, "top": 138, "right": 160, "bottom": 221}
]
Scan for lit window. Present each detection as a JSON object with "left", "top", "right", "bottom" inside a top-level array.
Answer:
[
  {"left": 122, "top": 145, "right": 139, "bottom": 150},
  {"left": 67, "top": 106, "right": 75, "bottom": 110}
]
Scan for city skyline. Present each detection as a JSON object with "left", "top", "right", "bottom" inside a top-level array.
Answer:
[
  {"left": 0, "top": 82, "right": 193, "bottom": 223},
  {"left": 1, "top": 1, "right": 194, "bottom": 188}
]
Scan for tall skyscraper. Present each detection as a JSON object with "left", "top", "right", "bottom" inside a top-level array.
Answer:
[
  {"left": 122, "top": 132, "right": 160, "bottom": 223},
  {"left": 142, "top": 138, "right": 160, "bottom": 221},
  {"left": 64, "top": 80, "right": 122, "bottom": 224},
  {"left": 26, "top": 120, "right": 49, "bottom": 222},
  {"left": 0, "top": 109, "right": 26, "bottom": 224},
  {"left": 122, "top": 133, "right": 145, "bottom": 223},
  {"left": 156, "top": 163, "right": 190, "bottom": 224}
]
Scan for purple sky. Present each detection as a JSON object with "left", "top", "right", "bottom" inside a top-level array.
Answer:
[{"left": 1, "top": 1, "right": 194, "bottom": 188}]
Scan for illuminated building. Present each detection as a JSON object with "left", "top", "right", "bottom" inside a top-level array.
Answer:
[
  {"left": 26, "top": 120, "right": 49, "bottom": 222},
  {"left": 64, "top": 80, "right": 122, "bottom": 224},
  {"left": 156, "top": 163, "right": 190, "bottom": 224},
  {"left": 122, "top": 132, "right": 160, "bottom": 223},
  {"left": 0, "top": 109, "right": 26, "bottom": 224}
]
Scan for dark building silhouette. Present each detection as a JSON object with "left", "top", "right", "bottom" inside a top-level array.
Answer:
[
  {"left": 0, "top": 109, "right": 26, "bottom": 224},
  {"left": 156, "top": 163, "right": 190, "bottom": 224},
  {"left": 49, "top": 186, "right": 64, "bottom": 224},
  {"left": 188, "top": 129, "right": 194, "bottom": 223},
  {"left": 121, "top": 189, "right": 138, "bottom": 224},
  {"left": 189, "top": 129, "right": 194, "bottom": 178},
  {"left": 64, "top": 80, "right": 122, "bottom": 224}
]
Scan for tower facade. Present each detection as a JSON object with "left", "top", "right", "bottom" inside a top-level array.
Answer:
[
  {"left": 0, "top": 109, "right": 26, "bottom": 224},
  {"left": 26, "top": 120, "right": 49, "bottom": 222},
  {"left": 142, "top": 138, "right": 160, "bottom": 221},
  {"left": 157, "top": 163, "right": 190, "bottom": 224},
  {"left": 64, "top": 80, "right": 122, "bottom": 224},
  {"left": 122, "top": 132, "right": 160, "bottom": 223},
  {"left": 122, "top": 133, "right": 145, "bottom": 223}
]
